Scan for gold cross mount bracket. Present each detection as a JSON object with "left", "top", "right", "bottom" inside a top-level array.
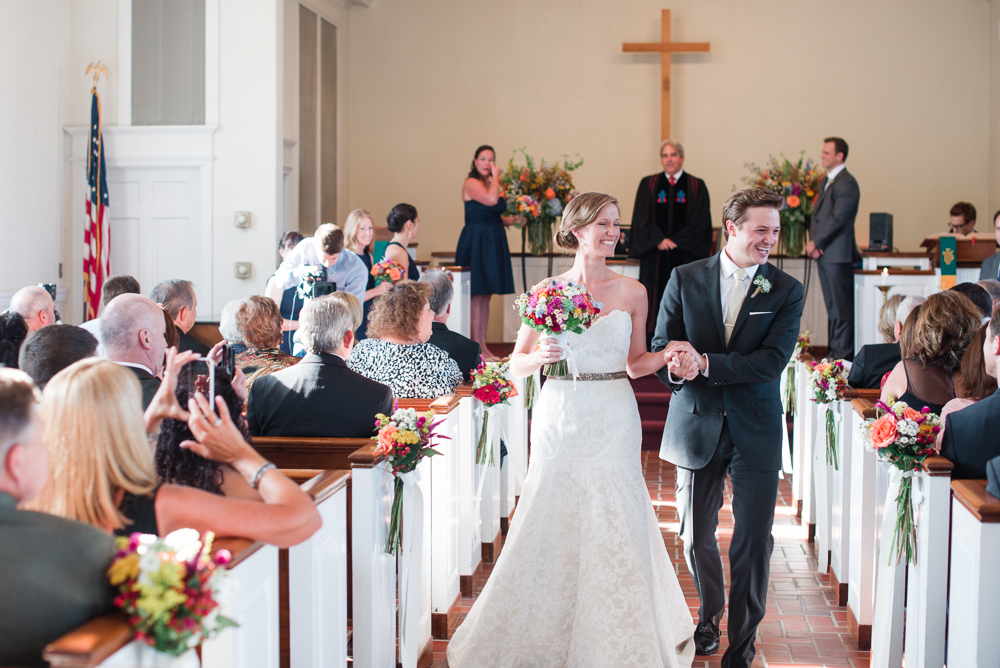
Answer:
[
  {"left": 622, "top": 9, "right": 710, "bottom": 141},
  {"left": 85, "top": 61, "right": 109, "bottom": 90}
]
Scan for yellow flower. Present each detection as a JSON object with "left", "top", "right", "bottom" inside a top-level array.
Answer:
[
  {"left": 137, "top": 584, "right": 188, "bottom": 622},
  {"left": 108, "top": 553, "right": 140, "bottom": 586},
  {"left": 806, "top": 190, "right": 815, "bottom": 198},
  {"left": 573, "top": 308, "right": 582, "bottom": 316},
  {"left": 395, "top": 429, "right": 419, "bottom": 445}
]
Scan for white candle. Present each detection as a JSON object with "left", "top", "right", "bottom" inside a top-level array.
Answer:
[{"left": 881, "top": 267, "right": 888, "bottom": 285}]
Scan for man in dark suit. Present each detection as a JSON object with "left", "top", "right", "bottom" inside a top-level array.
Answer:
[
  {"left": 247, "top": 293, "right": 393, "bottom": 438},
  {"left": 420, "top": 269, "right": 481, "bottom": 381},
  {"left": 979, "top": 209, "right": 1000, "bottom": 281},
  {"left": 0, "top": 369, "right": 116, "bottom": 667},
  {"left": 806, "top": 137, "right": 860, "bottom": 361},
  {"left": 653, "top": 188, "right": 804, "bottom": 667},
  {"left": 150, "top": 279, "right": 211, "bottom": 355},
  {"left": 629, "top": 140, "right": 713, "bottom": 345},
  {"left": 940, "top": 309, "right": 1000, "bottom": 479},
  {"left": 101, "top": 293, "right": 168, "bottom": 409}
]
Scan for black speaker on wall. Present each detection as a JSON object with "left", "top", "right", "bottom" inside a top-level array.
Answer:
[{"left": 869, "top": 213, "right": 893, "bottom": 251}]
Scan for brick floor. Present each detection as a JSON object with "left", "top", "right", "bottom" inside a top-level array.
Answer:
[{"left": 432, "top": 452, "right": 867, "bottom": 667}]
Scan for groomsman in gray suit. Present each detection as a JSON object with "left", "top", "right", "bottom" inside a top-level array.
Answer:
[
  {"left": 653, "top": 188, "right": 804, "bottom": 667},
  {"left": 806, "top": 137, "right": 860, "bottom": 360},
  {"left": 979, "top": 209, "right": 1000, "bottom": 281}
]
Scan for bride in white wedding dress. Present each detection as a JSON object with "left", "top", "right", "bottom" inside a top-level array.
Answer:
[{"left": 447, "top": 192, "right": 695, "bottom": 668}]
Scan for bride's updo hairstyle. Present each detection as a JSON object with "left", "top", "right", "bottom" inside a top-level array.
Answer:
[{"left": 555, "top": 192, "right": 619, "bottom": 250}]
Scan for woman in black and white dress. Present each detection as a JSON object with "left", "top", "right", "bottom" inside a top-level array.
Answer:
[{"left": 348, "top": 281, "right": 462, "bottom": 399}]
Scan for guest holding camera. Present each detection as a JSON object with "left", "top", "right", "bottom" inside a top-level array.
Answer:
[
  {"left": 348, "top": 281, "right": 462, "bottom": 399},
  {"left": 382, "top": 203, "right": 422, "bottom": 282},
  {"left": 265, "top": 223, "right": 368, "bottom": 305},
  {"left": 234, "top": 296, "right": 299, "bottom": 391},
  {"left": 344, "top": 208, "right": 389, "bottom": 339}
]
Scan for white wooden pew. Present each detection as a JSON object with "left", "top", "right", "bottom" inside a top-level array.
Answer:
[
  {"left": 947, "top": 479, "right": 1000, "bottom": 668},
  {"left": 792, "top": 354, "right": 817, "bottom": 541},
  {"left": 455, "top": 385, "right": 485, "bottom": 598},
  {"left": 846, "top": 396, "right": 878, "bottom": 650},
  {"left": 501, "top": 370, "right": 534, "bottom": 529},
  {"left": 827, "top": 393, "right": 859, "bottom": 605}
]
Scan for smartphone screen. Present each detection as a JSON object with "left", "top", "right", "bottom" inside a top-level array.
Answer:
[
  {"left": 179, "top": 358, "right": 216, "bottom": 407},
  {"left": 221, "top": 344, "right": 235, "bottom": 377}
]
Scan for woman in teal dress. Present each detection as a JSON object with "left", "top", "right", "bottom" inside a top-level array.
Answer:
[{"left": 456, "top": 145, "right": 520, "bottom": 359}]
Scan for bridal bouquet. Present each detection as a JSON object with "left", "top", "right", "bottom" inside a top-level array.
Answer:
[
  {"left": 861, "top": 398, "right": 942, "bottom": 565},
  {"left": 370, "top": 259, "right": 406, "bottom": 285},
  {"left": 471, "top": 359, "right": 518, "bottom": 465},
  {"left": 107, "top": 529, "right": 237, "bottom": 655},
  {"left": 809, "top": 358, "right": 849, "bottom": 470},
  {"left": 514, "top": 279, "right": 602, "bottom": 377},
  {"left": 372, "top": 404, "right": 447, "bottom": 554}
]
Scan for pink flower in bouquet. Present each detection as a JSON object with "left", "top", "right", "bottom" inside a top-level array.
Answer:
[
  {"left": 375, "top": 425, "right": 397, "bottom": 456},
  {"left": 869, "top": 414, "right": 898, "bottom": 449}
]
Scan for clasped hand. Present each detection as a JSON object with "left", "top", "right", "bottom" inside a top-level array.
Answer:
[{"left": 662, "top": 340, "right": 705, "bottom": 381}]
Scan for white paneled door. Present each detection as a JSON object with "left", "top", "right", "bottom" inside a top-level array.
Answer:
[{"left": 106, "top": 167, "right": 207, "bottom": 298}]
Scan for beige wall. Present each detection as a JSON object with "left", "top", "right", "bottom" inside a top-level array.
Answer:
[{"left": 347, "top": 0, "right": 994, "bottom": 337}]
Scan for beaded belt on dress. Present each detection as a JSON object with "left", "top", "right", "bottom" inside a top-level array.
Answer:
[{"left": 546, "top": 371, "right": 627, "bottom": 381}]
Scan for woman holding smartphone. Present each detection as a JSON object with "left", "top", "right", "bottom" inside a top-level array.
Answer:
[{"left": 456, "top": 145, "right": 519, "bottom": 359}]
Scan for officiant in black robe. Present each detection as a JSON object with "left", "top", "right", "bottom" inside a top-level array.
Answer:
[{"left": 629, "top": 140, "right": 713, "bottom": 342}]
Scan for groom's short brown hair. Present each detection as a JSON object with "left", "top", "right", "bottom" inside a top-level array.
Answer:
[{"left": 722, "top": 187, "right": 784, "bottom": 230}]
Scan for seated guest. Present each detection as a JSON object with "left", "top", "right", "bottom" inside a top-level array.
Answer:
[
  {"left": 31, "top": 358, "right": 321, "bottom": 546},
  {"left": 9, "top": 286, "right": 56, "bottom": 333},
  {"left": 329, "top": 291, "right": 364, "bottom": 332},
  {"left": 276, "top": 231, "right": 304, "bottom": 353},
  {"left": 0, "top": 369, "right": 116, "bottom": 667},
  {"left": 847, "top": 294, "right": 907, "bottom": 390},
  {"left": 948, "top": 201, "right": 977, "bottom": 235},
  {"left": 219, "top": 298, "right": 248, "bottom": 356},
  {"left": 940, "top": 307, "right": 1000, "bottom": 478},
  {"left": 348, "top": 281, "right": 463, "bottom": 399},
  {"left": 150, "top": 279, "right": 211, "bottom": 355},
  {"left": 156, "top": 366, "right": 256, "bottom": 497},
  {"left": 881, "top": 291, "right": 981, "bottom": 413},
  {"left": 247, "top": 294, "right": 393, "bottom": 438},
  {"left": 101, "top": 294, "right": 169, "bottom": 409},
  {"left": 935, "top": 324, "right": 997, "bottom": 449},
  {"left": 0, "top": 311, "right": 28, "bottom": 368},
  {"left": 79, "top": 274, "right": 140, "bottom": 354},
  {"left": 950, "top": 282, "right": 993, "bottom": 319},
  {"left": 19, "top": 325, "right": 98, "bottom": 389},
  {"left": 264, "top": 223, "right": 368, "bottom": 307},
  {"left": 978, "top": 278, "right": 1000, "bottom": 307},
  {"left": 979, "top": 209, "right": 1000, "bottom": 281},
  {"left": 235, "top": 296, "right": 299, "bottom": 391},
  {"left": 421, "top": 269, "right": 482, "bottom": 381}
]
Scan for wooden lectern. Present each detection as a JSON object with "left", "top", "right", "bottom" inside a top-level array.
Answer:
[{"left": 921, "top": 234, "right": 997, "bottom": 267}]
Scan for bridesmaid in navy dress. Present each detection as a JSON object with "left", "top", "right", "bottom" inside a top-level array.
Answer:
[
  {"left": 344, "top": 208, "right": 389, "bottom": 339},
  {"left": 383, "top": 203, "right": 422, "bottom": 282},
  {"left": 456, "top": 145, "right": 520, "bottom": 359}
]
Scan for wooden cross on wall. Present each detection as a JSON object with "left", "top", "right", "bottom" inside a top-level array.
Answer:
[{"left": 622, "top": 9, "right": 710, "bottom": 141}]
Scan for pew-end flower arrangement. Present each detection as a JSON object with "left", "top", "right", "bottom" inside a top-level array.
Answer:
[
  {"left": 861, "top": 398, "right": 942, "bottom": 565},
  {"left": 107, "top": 529, "right": 237, "bottom": 657},
  {"left": 782, "top": 331, "right": 811, "bottom": 416},
  {"left": 809, "top": 358, "right": 848, "bottom": 470},
  {"left": 372, "top": 403, "right": 448, "bottom": 555},
  {"left": 371, "top": 259, "right": 406, "bottom": 285},
  {"left": 471, "top": 358, "right": 518, "bottom": 465},
  {"left": 514, "top": 279, "right": 602, "bottom": 378}
]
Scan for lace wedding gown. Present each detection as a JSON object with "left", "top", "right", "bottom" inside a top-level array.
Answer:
[{"left": 447, "top": 310, "right": 695, "bottom": 668}]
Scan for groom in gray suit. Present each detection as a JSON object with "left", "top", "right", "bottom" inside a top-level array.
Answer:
[{"left": 653, "top": 187, "right": 804, "bottom": 668}]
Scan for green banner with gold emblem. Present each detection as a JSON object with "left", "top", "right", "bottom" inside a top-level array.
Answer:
[{"left": 940, "top": 235, "right": 957, "bottom": 289}]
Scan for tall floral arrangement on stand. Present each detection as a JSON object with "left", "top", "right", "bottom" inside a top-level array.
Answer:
[
  {"left": 107, "top": 529, "right": 237, "bottom": 658},
  {"left": 861, "top": 398, "right": 942, "bottom": 565},
  {"left": 741, "top": 152, "right": 825, "bottom": 257},
  {"left": 809, "top": 358, "right": 848, "bottom": 470},
  {"left": 372, "top": 404, "right": 447, "bottom": 555},
  {"left": 499, "top": 148, "right": 582, "bottom": 258},
  {"left": 471, "top": 359, "right": 518, "bottom": 465}
]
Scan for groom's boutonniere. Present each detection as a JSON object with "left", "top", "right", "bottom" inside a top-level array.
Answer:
[{"left": 751, "top": 275, "right": 771, "bottom": 298}]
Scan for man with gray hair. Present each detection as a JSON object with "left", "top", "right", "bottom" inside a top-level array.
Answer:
[
  {"left": 246, "top": 293, "right": 392, "bottom": 438},
  {"left": 421, "top": 270, "right": 481, "bottom": 381},
  {"left": 149, "top": 279, "right": 210, "bottom": 355},
  {"left": 100, "top": 293, "right": 169, "bottom": 408},
  {"left": 0, "top": 369, "right": 116, "bottom": 665},
  {"left": 628, "top": 139, "right": 713, "bottom": 346},
  {"left": 8, "top": 286, "right": 56, "bottom": 333}
]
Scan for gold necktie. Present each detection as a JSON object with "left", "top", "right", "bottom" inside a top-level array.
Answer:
[{"left": 725, "top": 269, "right": 748, "bottom": 345}]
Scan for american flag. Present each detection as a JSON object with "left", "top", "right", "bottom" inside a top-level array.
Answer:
[{"left": 83, "top": 88, "right": 110, "bottom": 321}]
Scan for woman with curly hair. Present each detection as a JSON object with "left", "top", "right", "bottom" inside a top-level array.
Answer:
[
  {"left": 155, "top": 364, "right": 252, "bottom": 497},
  {"left": 235, "top": 295, "right": 299, "bottom": 391},
  {"left": 348, "top": 280, "right": 462, "bottom": 399},
  {"left": 881, "top": 290, "right": 983, "bottom": 413}
]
